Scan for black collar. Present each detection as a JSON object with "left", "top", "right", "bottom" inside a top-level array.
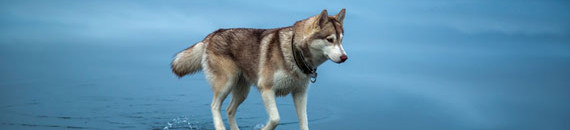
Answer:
[{"left": 291, "top": 30, "right": 318, "bottom": 83}]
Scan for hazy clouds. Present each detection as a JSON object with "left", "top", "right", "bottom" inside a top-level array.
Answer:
[{"left": 1, "top": 0, "right": 568, "bottom": 44}]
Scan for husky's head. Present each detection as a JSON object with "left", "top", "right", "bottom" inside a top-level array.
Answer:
[{"left": 297, "top": 9, "right": 347, "bottom": 64}]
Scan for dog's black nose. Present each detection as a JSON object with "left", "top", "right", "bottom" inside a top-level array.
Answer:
[{"left": 340, "top": 55, "right": 348, "bottom": 63}]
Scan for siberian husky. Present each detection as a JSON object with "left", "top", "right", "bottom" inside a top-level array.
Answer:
[{"left": 171, "top": 9, "right": 347, "bottom": 130}]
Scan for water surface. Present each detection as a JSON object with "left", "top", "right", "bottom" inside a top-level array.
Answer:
[{"left": 1, "top": 0, "right": 570, "bottom": 130}]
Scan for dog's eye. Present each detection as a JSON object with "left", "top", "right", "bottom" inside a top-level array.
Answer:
[{"left": 326, "top": 38, "right": 334, "bottom": 43}]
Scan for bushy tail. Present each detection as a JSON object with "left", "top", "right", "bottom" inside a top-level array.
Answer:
[{"left": 171, "top": 42, "right": 205, "bottom": 77}]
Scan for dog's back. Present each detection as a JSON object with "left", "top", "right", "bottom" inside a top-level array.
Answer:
[
  {"left": 171, "top": 29, "right": 260, "bottom": 75},
  {"left": 172, "top": 27, "right": 291, "bottom": 83}
]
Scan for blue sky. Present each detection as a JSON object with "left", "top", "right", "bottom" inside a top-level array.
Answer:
[
  {"left": 1, "top": 0, "right": 569, "bottom": 129},
  {"left": 2, "top": 0, "right": 568, "bottom": 44}
]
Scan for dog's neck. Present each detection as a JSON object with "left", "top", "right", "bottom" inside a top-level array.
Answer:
[
  {"left": 290, "top": 22, "right": 328, "bottom": 68},
  {"left": 291, "top": 31, "right": 315, "bottom": 75},
  {"left": 289, "top": 26, "right": 328, "bottom": 83}
]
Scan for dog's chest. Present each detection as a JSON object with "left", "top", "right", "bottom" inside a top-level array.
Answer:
[{"left": 272, "top": 70, "right": 308, "bottom": 96}]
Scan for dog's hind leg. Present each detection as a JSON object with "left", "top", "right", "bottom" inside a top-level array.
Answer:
[
  {"left": 204, "top": 54, "right": 239, "bottom": 130},
  {"left": 226, "top": 76, "right": 250, "bottom": 130}
]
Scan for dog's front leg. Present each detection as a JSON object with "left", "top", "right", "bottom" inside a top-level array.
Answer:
[
  {"left": 293, "top": 88, "right": 309, "bottom": 130},
  {"left": 260, "top": 88, "right": 280, "bottom": 130}
]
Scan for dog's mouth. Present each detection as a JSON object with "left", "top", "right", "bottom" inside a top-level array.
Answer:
[
  {"left": 331, "top": 59, "right": 342, "bottom": 64},
  {"left": 333, "top": 60, "right": 345, "bottom": 64},
  {"left": 323, "top": 50, "right": 348, "bottom": 64},
  {"left": 328, "top": 56, "right": 345, "bottom": 64}
]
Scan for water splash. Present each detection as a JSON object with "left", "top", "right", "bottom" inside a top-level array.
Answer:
[
  {"left": 162, "top": 116, "right": 199, "bottom": 130},
  {"left": 253, "top": 123, "right": 264, "bottom": 130}
]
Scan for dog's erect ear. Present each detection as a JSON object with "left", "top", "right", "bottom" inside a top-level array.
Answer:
[
  {"left": 314, "top": 9, "right": 329, "bottom": 29},
  {"left": 335, "top": 8, "right": 346, "bottom": 25}
]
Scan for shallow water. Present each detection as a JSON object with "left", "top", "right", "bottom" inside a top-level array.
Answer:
[
  {"left": 2, "top": 38, "right": 569, "bottom": 130},
  {"left": 0, "top": 44, "right": 337, "bottom": 130},
  {"left": 2, "top": 1, "right": 570, "bottom": 130}
]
